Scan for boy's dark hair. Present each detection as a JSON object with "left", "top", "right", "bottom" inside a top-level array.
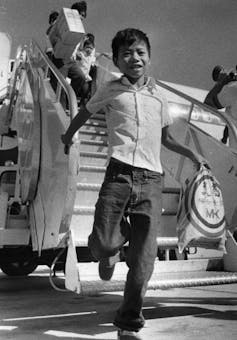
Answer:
[
  {"left": 48, "top": 11, "right": 59, "bottom": 25},
  {"left": 71, "top": 1, "right": 87, "bottom": 17},
  {"left": 112, "top": 28, "right": 151, "bottom": 63},
  {"left": 83, "top": 39, "right": 95, "bottom": 48}
]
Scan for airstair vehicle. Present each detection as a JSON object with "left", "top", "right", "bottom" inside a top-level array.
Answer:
[{"left": 0, "top": 32, "right": 237, "bottom": 295}]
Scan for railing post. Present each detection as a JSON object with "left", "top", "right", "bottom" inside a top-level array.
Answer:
[
  {"left": 188, "top": 103, "right": 194, "bottom": 122},
  {"left": 56, "top": 83, "right": 62, "bottom": 103}
]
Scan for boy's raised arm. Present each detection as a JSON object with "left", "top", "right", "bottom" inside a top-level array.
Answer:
[{"left": 161, "top": 126, "right": 209, "bottom": 170}]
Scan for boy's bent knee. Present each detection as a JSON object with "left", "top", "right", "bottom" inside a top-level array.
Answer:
[{"left": 88, "top": 234, "right": 119, "bottom": 260}]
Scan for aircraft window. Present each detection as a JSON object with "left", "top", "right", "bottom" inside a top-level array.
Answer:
[{"left": 9, "top": 59, "right": 15, "bottom": 73}]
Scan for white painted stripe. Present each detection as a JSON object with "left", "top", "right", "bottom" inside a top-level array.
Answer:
[
  {"left": 0, "top": 325, "right": 17, "bottom": 330},
  {"left": 3, "top": 311, "right": 96, "bottom": 322},
  {"left": 45, "top": 330, "right": 116, "bottom": 339}
]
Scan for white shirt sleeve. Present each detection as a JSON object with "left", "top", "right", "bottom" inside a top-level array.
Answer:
[
  {"left": 86, "top": 82, "right": 111, "bottom": 114},
  {"left": 156, "top": 86, "right": 173, "bottom": 127}
]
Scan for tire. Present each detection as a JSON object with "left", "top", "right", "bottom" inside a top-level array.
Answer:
[{"left": 0, "top": 258, "right": 38, "bottom": 276}]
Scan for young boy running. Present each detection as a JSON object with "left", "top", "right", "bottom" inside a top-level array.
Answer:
[{"left": 61, "top": 28, "right": 206, "bottom": 340}]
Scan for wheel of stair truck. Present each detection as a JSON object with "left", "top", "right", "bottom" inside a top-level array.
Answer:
[
  {"left": 0, "top": 248, "right": 38, "bottom": 276},
  {"left": 0, "top": 259, "right": 38, "bottom": 276}
]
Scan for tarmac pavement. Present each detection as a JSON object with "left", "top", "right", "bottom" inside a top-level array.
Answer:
[{"left": 0, "top": 266, "right": 237, "bottom": 340}]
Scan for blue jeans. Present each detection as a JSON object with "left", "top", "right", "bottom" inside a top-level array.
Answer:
[{"left": 88, "top": 158, "right": 163, "bottom": 332}]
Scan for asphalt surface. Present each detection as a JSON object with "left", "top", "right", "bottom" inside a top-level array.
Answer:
[{"left": 0, "top": 266, "right": 237, "bottom": 340}]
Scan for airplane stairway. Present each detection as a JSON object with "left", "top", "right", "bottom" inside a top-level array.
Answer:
[
  {"left": 1, "top": 39, "right": 237, "bottom": 290},
  {"left": 0, "top": 39, "right": 80, "bottom": 275}
]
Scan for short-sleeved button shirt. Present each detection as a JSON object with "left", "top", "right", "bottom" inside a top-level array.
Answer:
[{"left": 86, "top": 76, "right": 173, "bottom": 172}]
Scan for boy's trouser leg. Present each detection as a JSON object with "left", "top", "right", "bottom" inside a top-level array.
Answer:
[
  {"left": 88, "top": 161, "right": 131, "bottom": 260},
  {"left": 88, "top": 160, "right": 163, "bottom": 332},
  {"left": 114, "top": 170, "right": 163, "bottom": 332}
]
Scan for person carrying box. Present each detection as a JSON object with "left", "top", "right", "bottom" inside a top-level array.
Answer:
[
  {"left": 45, "top": 11, "right": 59, "bottom": 59},
  {"left": 49, "top": 1, "right": 89, "bottom": 102}
]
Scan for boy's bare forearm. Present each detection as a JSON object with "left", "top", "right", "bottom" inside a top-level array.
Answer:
[
  {"left": 62, "top": 106, "right": 93, "bottom": 144},
  {"left": 162, "top": 127, "right": 208, "bottom": 168},
  {"left": 163, "top": 136, "right": 196, "bottom": 160}
]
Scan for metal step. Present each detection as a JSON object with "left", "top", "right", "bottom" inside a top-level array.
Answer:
[
  {"left": 80, "top": 125, "right": 107, "bottom": 135},
  {"left": 80, "top": 151, "right": 107, "bottom": 166},
  {"left": 80, "top": 139, "right": 108, "bottom": 153},
  {"left": 78, "top": 165, "right": 106, "bottom": 183},
  {"left": 80, "top": 271, "right": 237, "bottom": 295},
  {"left": 74, "top": 183, "right": 180, "bottom": 211},
  {"left": 85, "top": 120, "right": 107, "bottom": 128},
  {"left": 70, "top": 213, "right": 181, "bottom": 248},
  {"left": 80, "top": 139, "right": 108, "bottom": 147},
  {"left": 75, "top": 183, "right": 100, "bottom": 206},
  {"left": 79, "top": 129, "right": 108, "bottom": 141},
  {"left": 73, "top": 204, "right": 180, "bottom": 217},
  {"left": 66, "top": 259, "right": 237, "bottom": 295}
]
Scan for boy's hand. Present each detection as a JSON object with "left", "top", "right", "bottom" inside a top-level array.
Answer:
[
  {"left": 193, "top": 155, "right": 211, "bottom": 171},
  {"left": 218, "top": 72, "right": 231, "bottom": 86},
  {"left": 61, "top": 134, "right": 73, "bottom": 155}
]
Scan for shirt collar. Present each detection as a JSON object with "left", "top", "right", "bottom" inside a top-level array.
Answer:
[{"left": 120, "top": 75, "right": 156, "bottom": 93}]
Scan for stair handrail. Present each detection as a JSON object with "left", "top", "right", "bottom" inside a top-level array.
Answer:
[
  {"left": 8, "top": 45, "right": 24, "bottom": 95},
  {"left": 5, "top": 45, "right": 25, "bottom": 126},
  {"left": 156, "top": 79, "right": 237, "bottom": 147},
  {"left": 28, "top": 39, "right": 78, "bottom": 121}
]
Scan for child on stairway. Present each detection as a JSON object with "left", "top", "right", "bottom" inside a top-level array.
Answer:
[
  {"left": 74, "top": 33, "right": 97, "bottom": 102},
  {"left": 75, "top": 33, "right": 96, "bottom": 81}
]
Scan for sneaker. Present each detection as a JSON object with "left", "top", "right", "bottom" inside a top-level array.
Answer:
[
  {"left": 117, "top": 329, "right": 142, "bottom": 339},
  {"left": 98, "top": 252, "right": 121, "bottom": 281}
]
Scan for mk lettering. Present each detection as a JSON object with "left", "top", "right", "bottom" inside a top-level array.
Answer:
[{"left": 206, "top": 209, "right": 220, "bottom": 219}]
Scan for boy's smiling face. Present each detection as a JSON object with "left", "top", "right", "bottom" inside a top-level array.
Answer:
[
  {"left": 84, "top": 44, "right": 94, "bottom": 56},
  {"left": 114, "top": 40, "right": 150, "bottom": 85}
]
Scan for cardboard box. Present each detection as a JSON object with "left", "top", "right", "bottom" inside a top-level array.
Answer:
[{"left": 49, "top": 8, "right": 85, "bottom": 60}]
